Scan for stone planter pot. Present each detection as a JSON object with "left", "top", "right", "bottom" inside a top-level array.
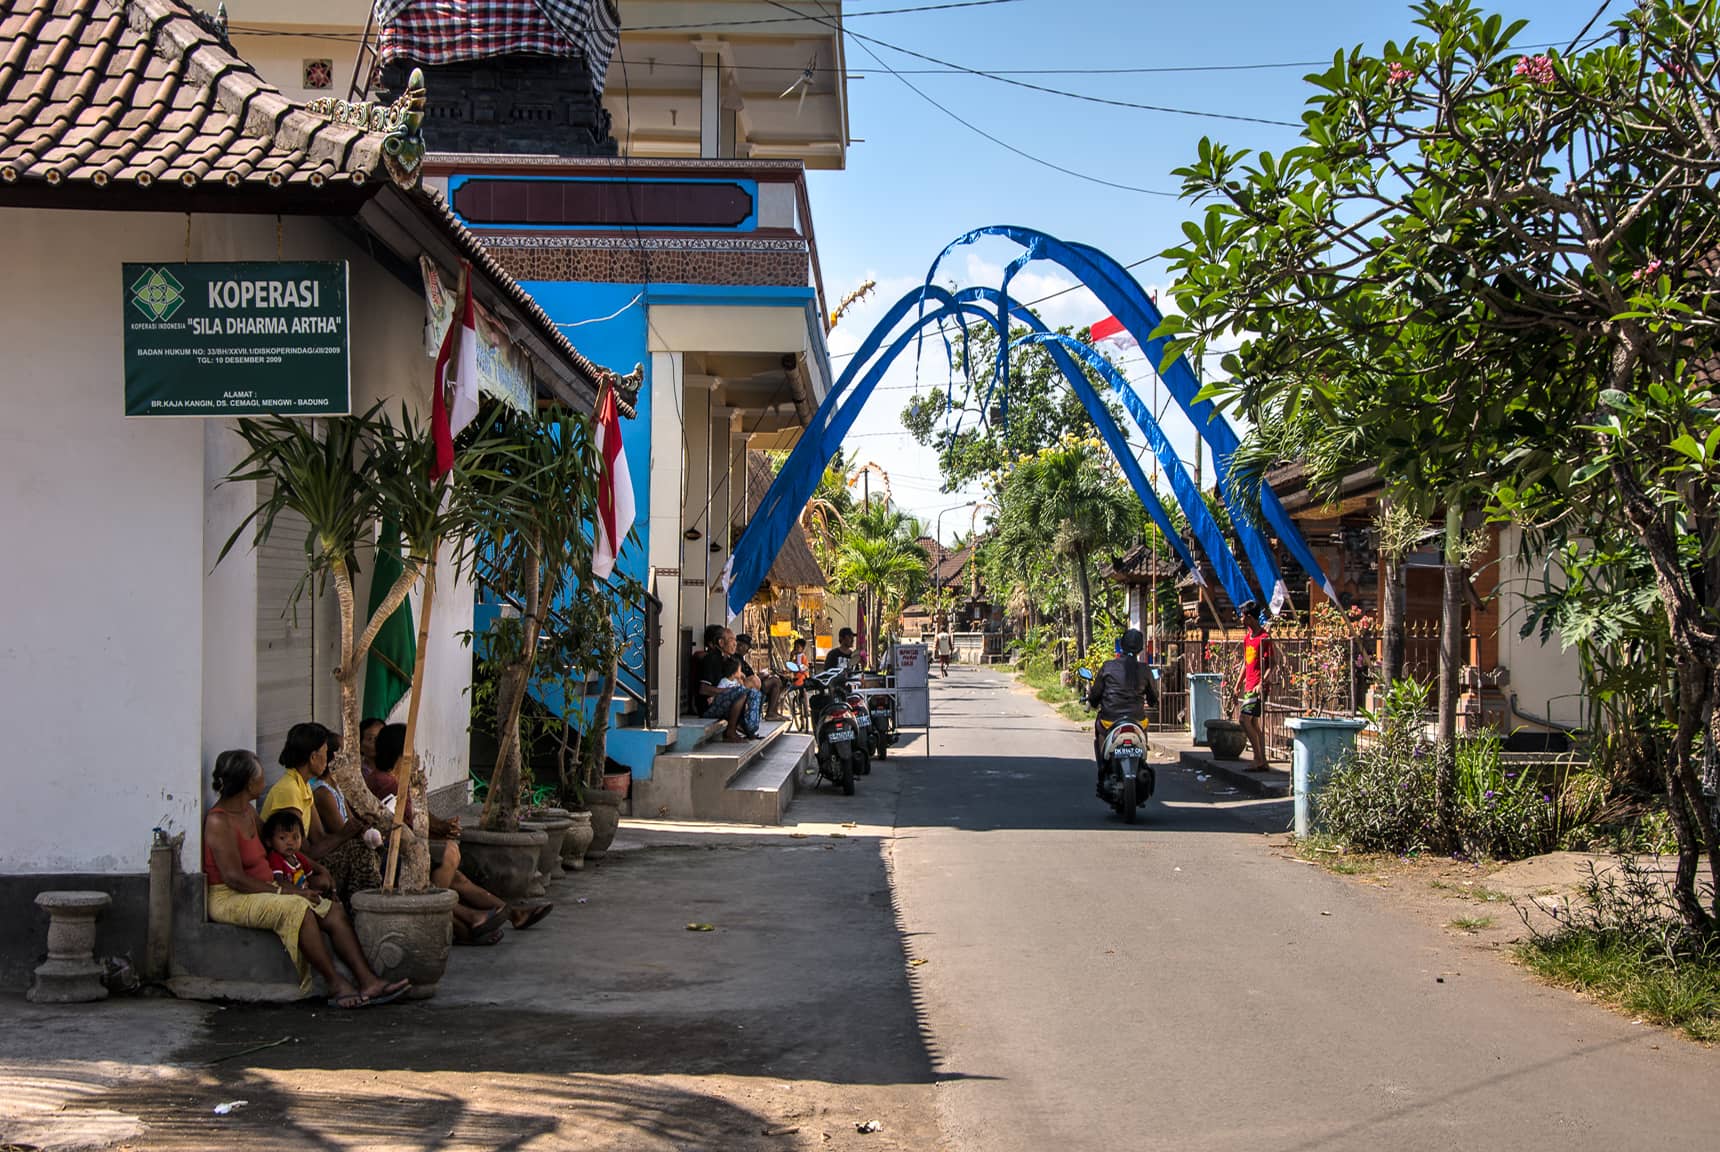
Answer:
[
  {"left": 583, "top": 788, "right": 623, "bottom": 859},
  {"left": 519, "top": 815, "right": 573, "bottom": 897},
  {"left": 561, "top": 810, "right": 595, "bottom": 871},
  {"left": 1205, "top": 718, "right": 1248, "bottom": 761},
  {"left": 601, "top": 771, "right": 632, "bottom": 800},
  {"left": 455, "top": 827, "right": 547, "bottom": 903},
  {"left": 351, "top": 887, "right": 458, "bottom": 1001}
]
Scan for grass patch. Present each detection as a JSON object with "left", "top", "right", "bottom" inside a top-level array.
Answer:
[
  {"left": 1449, "top": 914, "right": 1496, "bottom": 933},
  {"left": 1017, "top": 659, "right": 1091, "bottom": 719},
  {"left": 1518, "top": 932, "right": 1720, "bottom": 1043},
  {"left": 1296, "top": 834, "right": 1384, "bottom": 875}
]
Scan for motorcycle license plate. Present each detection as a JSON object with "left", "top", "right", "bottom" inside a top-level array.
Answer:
[
  {"left": 855, "top": 713, "right": 871, "bottom": 727},
  {"left": 828, "top": 729, "right": 855, "bottom": 743}
]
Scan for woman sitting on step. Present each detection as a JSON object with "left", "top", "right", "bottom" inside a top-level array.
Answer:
[{"left": 202, "top": 749, "right": 407, "bottom": 1009}]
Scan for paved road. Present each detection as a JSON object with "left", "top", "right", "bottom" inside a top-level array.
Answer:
[{"left": 890, "top": 668, "right": 1719, "bottom": 1151}]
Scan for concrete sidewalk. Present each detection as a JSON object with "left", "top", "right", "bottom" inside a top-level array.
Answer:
[
  {"left": 0, "top": 750, "right": 943, "bottom": 1152},
  {"left": 1147, "top": 728, "right": 1292, "bottom": 798}
]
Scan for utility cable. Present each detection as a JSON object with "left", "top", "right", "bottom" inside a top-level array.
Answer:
[
  {"left": 765, "top": 0, "right": 1300, "bottom": 127},
  {"left": 762, "top": 2, "right": 1180, "bottom": 197}
]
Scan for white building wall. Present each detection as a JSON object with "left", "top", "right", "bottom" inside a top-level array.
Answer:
[
  {"left": 0, "top": 210, "right": 207, "bottom": 874},
  {"left": 0, "top": 207, "right": 473, "bottom": 876},
  {"left": 1495, "top": 525, "right": 1587, "bottom": 730}
]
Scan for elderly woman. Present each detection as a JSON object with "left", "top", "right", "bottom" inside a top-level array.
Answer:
[
  {"left": 203, "top": 749, "right": 407, "bottom": 1008},
  {"left": 263, "top": 722, "right": 382, "bottom": 907}
]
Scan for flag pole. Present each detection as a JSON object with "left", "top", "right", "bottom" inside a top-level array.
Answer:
[{"left": 383, "top": 542, "right": 437, "bottom": 890}]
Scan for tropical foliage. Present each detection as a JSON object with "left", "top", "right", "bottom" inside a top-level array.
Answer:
[{"left": 1159, "top": 0, "right": 1720, "bottom": 928}]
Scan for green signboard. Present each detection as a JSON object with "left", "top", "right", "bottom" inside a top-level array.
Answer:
[{"left": 123, "top": 261, "right": 351, "bottom": 417}]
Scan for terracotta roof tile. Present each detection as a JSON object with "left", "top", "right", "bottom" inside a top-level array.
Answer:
[
  {"left": 0, "top": 0, "right": 627, "bottom": 406},
  {"left": 0, "top": 0, "right": 384, "bottom": 190}
]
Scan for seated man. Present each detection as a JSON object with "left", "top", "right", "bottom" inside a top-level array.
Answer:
[
  {"left": 734, "top": 632, "right": 786, "bottom": 721},
  {"left": 698, "top": 624, "right": 763, "bottom": 742},
  {"left": 365, "top": 722, "right": 551, "bottom": 944},
  {"left": 824, "top": 627, "right": 858, "bottom": 672}
]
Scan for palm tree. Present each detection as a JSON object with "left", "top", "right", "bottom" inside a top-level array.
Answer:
[
  {"left": 834, "top": 533, "right": 930, "bottom": 657},
  {"left": 995, "top": 440, "right": 1136, "bottom": 658}
]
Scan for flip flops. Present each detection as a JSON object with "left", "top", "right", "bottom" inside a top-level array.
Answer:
[
  {"left": 326, "top": 979, "right": 410, "bottom": 1009},
  {"left": 512, "top": 902, "right": 553, "bottom": 931}
]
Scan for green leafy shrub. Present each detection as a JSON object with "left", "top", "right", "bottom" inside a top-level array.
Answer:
[
  {"left": 1318, "top": 679, "right": 1441, "bottom": 853},
  {"left": 1318, "top": 678, "right": 1600, "bottom": 860}
]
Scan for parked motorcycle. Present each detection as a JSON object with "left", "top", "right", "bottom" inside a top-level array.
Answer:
[
  {"left": 1078, "top": 667, "right": 1155, "bottom": 823},
  {"left": 864, "top": 687, "right": 898, "bottom": 760},
  {"left": 805, "top": 666, "right": 862, "bottom": 795}
]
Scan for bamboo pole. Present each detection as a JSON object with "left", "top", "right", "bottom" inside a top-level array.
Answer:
[{"left": 383, "top": 542, "right": 438, "bottom": 891}]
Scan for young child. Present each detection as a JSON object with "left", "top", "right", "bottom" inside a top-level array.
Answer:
[
  {"left": 715, "top": 654, "right": 745, "bottom": 692},
  {"left": 262, "top": 809, "right": 332, "bottom": 895}
]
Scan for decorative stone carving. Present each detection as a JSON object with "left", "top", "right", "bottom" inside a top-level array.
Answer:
[{"left": 351, "top": 888, "right": 459, "bottom": 1000}]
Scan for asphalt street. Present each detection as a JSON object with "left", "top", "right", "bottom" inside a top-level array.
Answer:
[{"left": 891, "top": 667, "right": 1720, "bottom": 1151}]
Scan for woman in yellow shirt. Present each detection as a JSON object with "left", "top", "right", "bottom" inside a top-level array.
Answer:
[{"left": 262, "top": 723, "right": 381, "bottom": 906}]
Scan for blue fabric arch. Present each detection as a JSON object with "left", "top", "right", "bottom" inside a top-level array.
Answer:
[
  {"left": 724, "top": 281, "right": 1259, "bottom": 618},
  {"left": 924, "top": 226, "right": 1339, "bottom": 610},
  {"left": 1009, "top": 330, "right": 1258, "bottom": 613}
]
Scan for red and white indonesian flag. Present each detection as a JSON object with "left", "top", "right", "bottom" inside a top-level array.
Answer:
[
  {"left": 431, "top": 260, "right": 480, "bottom": 479},
  {"left": 1088, "top": 314, "right": 1139, "bottom": 355},
  {"left": 592, "top": 381, "right": 635, "bottom": 580}
]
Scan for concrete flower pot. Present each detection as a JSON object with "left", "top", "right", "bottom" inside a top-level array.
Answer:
[
  {"left": 1205, "top": 718, "right": 1248, "bottom": 761},
  {"left": 351, "top": 887, "right": 458, "bottom": 1000},
  {"left": 560, "top": 810, "right": 595, "bottom": 871},
  {"left": 520, "top": 815, "right": 573, "bottom": 896},
  {"left": 456, "top": 827, "right": 547, "bottom": 903},
  {"left": 582, "top": 788, "right": 623, "bottom": 859}
]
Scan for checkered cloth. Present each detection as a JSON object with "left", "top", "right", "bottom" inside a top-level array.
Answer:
[{"left": 376, "top": 0, "right": 620, "bottom": 93}]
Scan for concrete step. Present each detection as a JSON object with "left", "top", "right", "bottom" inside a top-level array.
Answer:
[
  {"left": 719, "top": 734, "right": 813, "bottom": 825},
  {"left": 670, "top": 716, "right": 729, "bottom": 752},
  {"left": 633, "top": 720, "right": 792, "bottom": 822}
]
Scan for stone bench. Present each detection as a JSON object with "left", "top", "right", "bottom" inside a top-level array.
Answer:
[{"left": 165, "top": 872, "right": 313, "bottom": 1003}]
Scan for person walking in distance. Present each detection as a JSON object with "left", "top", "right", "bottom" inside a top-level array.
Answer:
[
  {"left": 934, "top": 625, "right": 954, "bottom": 678},
  {"left": 1230, "top": 601, "right": 1275, "bottom": 770}
]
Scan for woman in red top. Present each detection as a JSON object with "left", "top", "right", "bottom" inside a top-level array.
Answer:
[
  {"left": 203, "top": 750, "right": 407, "bottom": 1008},
  {"left": 1229, "top": 601, "right": 1275, "bottom": 770}
]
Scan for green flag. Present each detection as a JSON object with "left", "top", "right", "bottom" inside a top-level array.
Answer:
[{"left": 363, "top": 514, "right": 416, "bottom": 721}]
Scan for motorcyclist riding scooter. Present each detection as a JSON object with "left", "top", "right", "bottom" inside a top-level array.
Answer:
[{"left": 1086, "top": 629, "right": 1158, "bottom": 804}]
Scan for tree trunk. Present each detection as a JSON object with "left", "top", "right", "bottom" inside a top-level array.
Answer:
[
  {"left": 383, "top": 546, "right": 439, "bottom": 891},
  {"left": 327, "top": 555, "right": 428, "bottom": 888},
  {"left": 1073, "top": 546, "right": 1092, "bottom": 660},
  {"left": 483, "top": 536, "right": 547, "bottom": 832},
  {"left": 1380, "top": 553, "right": 1405, "bottom": 686},
  {"left": 1433, "top": 504, "right": 1464, "bottom": 851},
  {"left": 583, "top": 654, "right": 618, "bottom": 790}
]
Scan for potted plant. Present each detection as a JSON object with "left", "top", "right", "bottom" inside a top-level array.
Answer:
[
  {"left": 457, "top": 406, "right": 602, "bottom": 893},
  {"left": 220, "top": 403, "right": 491, "bottom": 993}
]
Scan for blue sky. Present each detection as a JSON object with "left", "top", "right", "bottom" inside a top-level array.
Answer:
[{"left": 804, "top": 0, "right": 1615, "bottom": 538}]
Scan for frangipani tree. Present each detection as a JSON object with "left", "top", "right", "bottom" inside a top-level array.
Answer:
[{"left": 1160, "top": 0, "right": 1720, "bottom": 925}]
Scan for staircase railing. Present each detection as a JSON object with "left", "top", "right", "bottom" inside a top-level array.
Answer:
[{"left": 597, "top": 580, "right": 661, "bottom": 729}]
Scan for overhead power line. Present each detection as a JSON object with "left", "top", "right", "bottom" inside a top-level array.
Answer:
[
  {"left": 765, "top": 2, "right": 1182, "bottom": 196},
  {"left": 766, "top": 0, "right": 1300, "bottom": 128}
]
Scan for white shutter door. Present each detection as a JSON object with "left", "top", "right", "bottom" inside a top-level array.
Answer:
[{"left": 256, "top": 498, "right": 317, "bottom": 768}]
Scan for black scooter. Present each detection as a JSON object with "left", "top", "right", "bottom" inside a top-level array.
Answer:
[
  {"left": 805, "top": 666, "right": 863, "bottom": 794},
  {"left": 1078, "top": 667, "right": 1156, "bottom": 823}
]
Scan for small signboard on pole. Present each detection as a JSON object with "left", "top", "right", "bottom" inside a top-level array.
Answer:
[{"left": 122, "top": 261, "right": 351, "bottom": 417}]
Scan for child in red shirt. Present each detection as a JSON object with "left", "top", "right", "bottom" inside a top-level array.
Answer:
[{"left": 262, "top": 809, "right": 332, "bottom": 895}]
